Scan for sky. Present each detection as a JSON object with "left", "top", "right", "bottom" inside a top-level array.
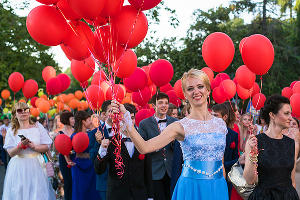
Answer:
[{"left": 18, "top": 0, "right": 234, "bottom": 71}]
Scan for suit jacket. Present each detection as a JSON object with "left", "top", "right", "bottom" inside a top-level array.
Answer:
[
  {"left": 94, "top": 141, "right": 153, "bottom": 200},
  {"left": 88, "top": 123, "right": 110, "bottom": 191},
  {"left": 170, "top": 140, "right": 183, "bottom": 195},
  {"left": 138, "top": 115, "right": 178, "bottom": 180},
  {"left": 224, "top": 128, "right": 239, "bottom": 175}
]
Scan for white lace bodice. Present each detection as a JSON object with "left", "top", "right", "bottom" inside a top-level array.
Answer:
[{"left": 178, "top": 117, "right": 227, "bottom": 161}]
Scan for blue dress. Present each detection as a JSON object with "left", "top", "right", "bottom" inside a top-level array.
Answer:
[
  {"left": 172, "top": 117, "right": 229, "bottom": 200},
  {"left": 70, "top": 132, "right": 99, "bottom": 200}
]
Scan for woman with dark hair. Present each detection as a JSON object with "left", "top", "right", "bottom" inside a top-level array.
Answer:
[
  {"left": 2, "top": 102, "right": 55, "bottom": 199},
  {"left": 244, "top": 95, "right": 299, "bottom": 200},
  {"left": 70, "top": 111, "right": 99, "bottom": 200},
  {"left": 58, "top": 111, "right": 75, "bottom": 200}
]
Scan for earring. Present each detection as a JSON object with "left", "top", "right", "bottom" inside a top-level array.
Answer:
[{"left": 185, "top": 99, "right": 189, "bottom": 104}]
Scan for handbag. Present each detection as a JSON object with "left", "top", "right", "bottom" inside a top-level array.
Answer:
[{"left": 228, "top": 161, "right": 256, "bottom": 200}]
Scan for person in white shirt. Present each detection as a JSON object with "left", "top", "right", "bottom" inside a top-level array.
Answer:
[{"left": 0, "top": 116, "right": 10, "bottom": 168}]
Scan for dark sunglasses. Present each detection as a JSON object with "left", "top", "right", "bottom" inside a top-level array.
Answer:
[{"left": 16, "top": 108, "right": 30, "bottom": 114}]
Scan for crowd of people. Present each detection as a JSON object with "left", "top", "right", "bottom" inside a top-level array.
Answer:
[{"left": 0, "top": 68, "right": 300, "bottom": 200}]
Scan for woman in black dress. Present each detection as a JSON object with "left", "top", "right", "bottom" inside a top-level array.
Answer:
[{"left": 244, "top": 95, "right": 300, "bottom": 200}]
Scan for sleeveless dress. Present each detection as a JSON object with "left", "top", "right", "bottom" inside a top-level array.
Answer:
[
  {"left": 248, "top": 133, "right": 299, "bottom": 200},
  {"left": 172, "top": 117, "right": 229, "bottom": 200},
  {"left": 2, "top": 123, "right": 55, "bottom": 200}
]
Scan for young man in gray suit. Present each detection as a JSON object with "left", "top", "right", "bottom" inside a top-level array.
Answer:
[{"left": 138, "top": 92, "right": 178, "bottom": 200}]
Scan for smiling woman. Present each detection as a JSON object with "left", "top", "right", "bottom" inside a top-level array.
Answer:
[{"left": 112, "top": 68, "right": 229, "bottom": 199}]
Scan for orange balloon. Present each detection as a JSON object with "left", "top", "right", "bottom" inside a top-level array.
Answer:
[
  {"left": 35, "top": 98, "right": 44, "bottom": 108},
  {"left": 81, "top": 101, "right": 89, "bottom": 110},
  {"left": 65, "top": 93, "right": 75, "bottom": 103},
  {"left": 30, "top": 107, "right": 40, "bottom": 117},
  {"left": 75, "top": 90, "right": 83, "bottom": 100},
  {"left": 1, "top": 90, "right": 10, "bottom": 100},
  {"left": 38, "top": 100, "right": 50, "bottom": 113},
  {"left": 49, "top": 99, "right": 55, "bottom": 107},
  {"left": 57, "top": 102, "right": 65, "bottom": 111},
  {"left": 40, "top": 94, "right": 48, "bottom": 100},
  {"left": 19, "top": 99, "right": 26, "bottom": 103},
  {"left": 69, "top": 98, "right": 79, "bottom": 109},
  {"left": 0, "top": 99, "right": 2, "bottom": 106}
]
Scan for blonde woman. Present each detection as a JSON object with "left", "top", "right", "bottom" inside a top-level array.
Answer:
[
  {"left": 2, "top": 102, "right": 55, "bottom": 200},
  {"left": 112, "top": 69, "right": 229, "bottom": 199}
]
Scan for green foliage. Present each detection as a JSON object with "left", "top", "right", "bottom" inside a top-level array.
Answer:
[{"left": 0, "top": 2, "right": 60, "bottom": 98}]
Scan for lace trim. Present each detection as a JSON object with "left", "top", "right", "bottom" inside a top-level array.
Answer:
[{"left": 183, "top": 163, "right": 223, "bottom": 177}]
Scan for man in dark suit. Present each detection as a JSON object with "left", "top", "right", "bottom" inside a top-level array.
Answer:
[
  {"left": 94, "top": 103, "right": 153, "bottom": 200},
  {"left": 138, "top": 92, "right": 178, "bottom": 200},
  {"left": 88, "top": 100, "right": 112, "bottom": 200},
  {"left": 211, "top": 103, "right": 239, "bottom": 199}
]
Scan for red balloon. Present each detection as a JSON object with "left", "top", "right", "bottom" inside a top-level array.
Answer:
[
  {"left": 292, "top": 82, "right": 300, "bottom": 94},
  {"left": 236, "top": 84, "right": 251, "bottom": 100},
  {"left": 135, "top": 109, "right": 152, "bottom": 127},
  {"left": 36, "top": 0, "right": 59, "bottom": 4},
  {"left": 124, "top": 68, "right": 147, "bottom": 92},
  {"left": 68, "top": 0, "right": 105, "bottom": 20},
  {"left": 290, "top": 81, "right": 298, "bottom": 89},
  {"left": 291, "top": 94, "right": 300, "bottom": 117},
  {"left": 22, "top": 79, "right": 38, "bottom": 99},
  {"left": 57, "top": 73, "right": 71, "bottom": 92},
  {"left": 149, "top": 59, "right": 174, "bottom": 87},
  {"left": 166, "top": 90, "right": 182, "bottom": 107},
  {"left": 31, "top": 97, "right": 38, "bottom": 108},
  {"left": 252, "top": 93, "right": 266, "bottom": 110},
  {"left": 142, "top": 65, "right": 153, "bottom": 85},
  {"left": 128, "top": 0, "right": 162, "bottom": 10},
  {"left": 113, "top": 49, "right": 137, "bottom": 78},
  {"left": 112, "top": 5, "right": 148, "bottom": 48},
  {"left": 174, "top": 79, "right": 185, "bottom": 100},
  {"left": 149, "top": 84, "right": 157, "bottom": 97},
  {"left": 46, "top": 77, "right": 62, "bottom": 95},
  {"left": 282, "top": 87, "right": 293, "bottom": 99},
  {"left": 211, "top": 73, "right": 230, "bottom": 90},
  {"left": 54, "top": 134, "right": 72, "bottom": 155},
  {"left": 93, "top": 25, "right": 125, "bottom": 64},
  {"left": 132, "top": 87, "right": 151, "bottom": 106},
  {"left": 100, "top": 0, "right": 124, "bottom": 17},
  {"left": 71, "top": 56, "right": 95, "bottom": 83},
  {"left": 91, "top": 70, "right": 106, "bottom": 85},
  {"left": 61, "top": 21, "right": 94, "bottom": 61},
  {"left": 160, "top": 83, "right": 173, "bottom": 93},
  {"left": 105, "top": 84, "right": 125, "bottom": 102},
  {"left": 72, "top": 132, "right": 89, "bottom": 153},
  {"left": 86, "top": 85, "right": 105, "bottom": 110},
  {"left": 56, "top": 0, "right": 81, "bottom": 20},
  {"left": 251, "top": 82, "right": 260, "bottom": 97},
  {"left": 42, "top": 66, "right": 56, "bottom": 82},
  {"left": 239, "top": 37, "right": 248, "bottom": 54},
  {"left": 241, "top": 34, "right": 274, "bottom": 75},
  {"left": 202, "top": 32, "right": 235, "bottom": 72},
  {"left": 201, "top": 67, "right": 214, "bottom": 82},
  {"left": 212, "top": 87, "right": 226, "bottom": 104},
  {"left": 8, "top": 72, "right": 24, "bottom": 92},
  {"left": 235, "top": 65, "right": 256, "bottom": 89},
  {"left": 26, "top": 5, "right": 68, "bottom": 46},
  {"left": 220, "top": 79, "right": 236, "bottom": 99}
]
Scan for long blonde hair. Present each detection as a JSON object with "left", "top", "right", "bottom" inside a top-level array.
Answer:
[{"left": 11, "top": 102, "right": 34, "bottom": 135}]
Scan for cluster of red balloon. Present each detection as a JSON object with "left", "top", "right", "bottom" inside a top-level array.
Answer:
[
  {"left": 282, "top": 81, "right": 300, "bottom": 117},
  {"left": 54, "top": 132, "right": 89, "bottom": 155},
  {"left": 8, "top": 72, "right": 39, "bottom": 99},
  {"left": 202, "top": 32, "right": 274, "bottom": 110},
  {"left": 44, "top": 66, "right": 71, "bottom": 95}
]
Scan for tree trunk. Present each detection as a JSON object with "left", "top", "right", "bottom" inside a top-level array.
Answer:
[{"left": 262, "top": 0, "right": 267, "bottom": 33}]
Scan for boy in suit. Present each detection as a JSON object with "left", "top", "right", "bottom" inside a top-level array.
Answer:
[
  {"left": 138, "top": 92, "right": 178, "bottom": 200},
  {"left": 94, "top": 103, "right": 153, "bottom": 200}
]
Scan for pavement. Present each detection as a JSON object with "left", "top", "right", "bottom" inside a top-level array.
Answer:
[{"left": 0, "top": 165, "right": 5, "bottom": 199}]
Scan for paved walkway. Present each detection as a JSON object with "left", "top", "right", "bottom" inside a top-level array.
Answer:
[{"left": 0, "top": 165, "right": 5, "bottom": 199}]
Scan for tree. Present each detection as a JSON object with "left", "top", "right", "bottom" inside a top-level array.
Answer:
[{"left": 0, "top": 1, "right": 60, "bottom": 98}]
